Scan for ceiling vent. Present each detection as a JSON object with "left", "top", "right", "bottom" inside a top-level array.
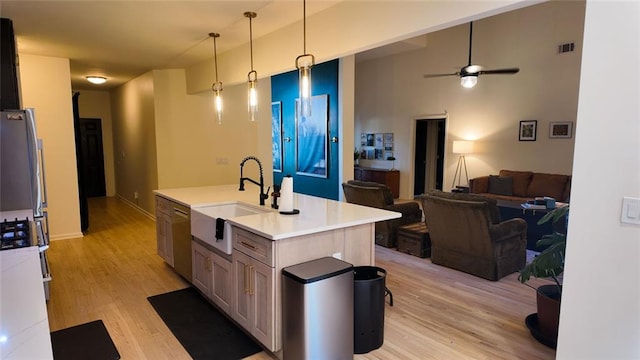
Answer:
[{"left": 558, "top": 42, "right": 575, "bottom": 54}]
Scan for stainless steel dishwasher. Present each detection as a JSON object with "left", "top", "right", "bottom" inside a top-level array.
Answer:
[{"left": 171, "top": 202, "right": 192, "bottom": 282}]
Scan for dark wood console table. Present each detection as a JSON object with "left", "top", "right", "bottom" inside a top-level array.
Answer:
[{"left": 354, "top": 167, "right": 400, "bottom": 198}]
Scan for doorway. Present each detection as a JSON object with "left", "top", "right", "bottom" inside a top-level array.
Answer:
[
  {"left": 414, "top": 117, "right": 445, "bottom": 197},
  {"left": 78, "top": 118, "right": 107, "bottom": 197}
]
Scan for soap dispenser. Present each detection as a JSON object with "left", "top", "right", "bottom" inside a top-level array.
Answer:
[{"left": 271, "top": 184, "right": 281, "bottom": 209}]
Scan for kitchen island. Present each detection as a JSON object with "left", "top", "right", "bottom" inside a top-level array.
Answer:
[{"left": 154, "top": 184, "right": 399, "bottom": 357}]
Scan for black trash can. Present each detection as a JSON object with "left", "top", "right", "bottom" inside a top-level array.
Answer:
[{"left": 353, "top": 266, "right": 387, "bottom": 354}]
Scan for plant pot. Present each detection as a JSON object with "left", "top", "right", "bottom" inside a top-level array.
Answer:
[{"left": 536, "top": 284, "right": 561, "bottom": 344}]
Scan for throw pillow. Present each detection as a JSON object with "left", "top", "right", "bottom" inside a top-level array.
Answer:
[
  {"left": 488, "top": 175, "right": 513, "bottom": 196},
  {"left": 499, "top": 170, "right": 533, "bottom": 197}
]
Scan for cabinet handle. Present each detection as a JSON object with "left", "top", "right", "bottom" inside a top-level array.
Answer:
[
  {"left": 206, "top": 257, "right": 211, "bottom": 271},
  {"left": 240, "top": 241, "right": 257, "bottom": 251},
  {"left": 249, "top": 266, "right": 255, "bottom": 296},
  {"left": 244, "top": 264, "right": 250, "bottom": 294}
]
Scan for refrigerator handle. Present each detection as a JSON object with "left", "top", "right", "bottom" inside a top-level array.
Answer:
[{"left": 38, "top": 139, "right": 48, "bottom": 209}]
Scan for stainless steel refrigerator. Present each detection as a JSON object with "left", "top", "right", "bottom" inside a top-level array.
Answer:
[{"left": 0, "top": 108, "right": 51, "bottom": 299}]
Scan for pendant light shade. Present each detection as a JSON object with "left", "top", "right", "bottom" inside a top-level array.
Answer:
[
  {"left": 245, "top": 11, "right": 258, "bottom": 122},
  {"left": 209, "top": 33, "right": 223, "bottom": 124},
  {"left": 295, "top": 0, "right": 315, "bottom": 118}
]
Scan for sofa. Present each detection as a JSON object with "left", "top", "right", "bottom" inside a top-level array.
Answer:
[
  {"left": 420, "top": 190, "right": 527, "bottom": 281},
  {"left": 469, "top": 169, "right": 571, "bottom": 203},
  {"left": 342, "top": 180, "right": 423, "bottom": 248}
]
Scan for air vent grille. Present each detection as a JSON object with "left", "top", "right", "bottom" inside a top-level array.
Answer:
[{"left": 558, "top": 42, "right": 575, "bottom": 54}]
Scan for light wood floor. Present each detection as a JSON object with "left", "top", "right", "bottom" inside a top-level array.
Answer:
[{"left": 46, "top": 197, "right": 555, "bottom": 359}]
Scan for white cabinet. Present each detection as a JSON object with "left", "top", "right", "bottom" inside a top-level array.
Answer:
[
  {"left": 192, "top": 240, "right": 234, "bottom": 314},
  {"left": 232, "top": 229, "right": 275, "bottom": 351},
  {"left": 155, "top": 196, "right": 173, "bottom": 266},
  {"left": 192, "top": 240, "right": 212, "bottom": 297}
]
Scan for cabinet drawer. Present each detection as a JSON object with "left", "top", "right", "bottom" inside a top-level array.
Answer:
[
  {"left": 233, "top": 227, "right": 273, "bottom": 267},
  {"left": 155, "top": 196, "right": 172, "bottom": 214}
]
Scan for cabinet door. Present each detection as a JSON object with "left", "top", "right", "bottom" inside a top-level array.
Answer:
[
  {"left": 250, "top": 259, "right": 275, "bottom": 350},
  {"left": 156, "top": 212, "right": 173, "bottom": 266},
  {"left": 232, "top": 251, "right": 252, "bottom": 330},
  {"left": 232, "top": 250, "right": 276, "bottom": 351},
  {"left": 191, "top": 241, "right": 212, "bottom": 298},
  {"left": 210, "top": 251, "right": 233, "bottom": 315}
]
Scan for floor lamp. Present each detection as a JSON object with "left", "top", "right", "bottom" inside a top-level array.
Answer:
[{"left": 452, "top": 140, "right": 474, "bottom": 188}]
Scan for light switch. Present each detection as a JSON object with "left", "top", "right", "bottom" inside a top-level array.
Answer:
[{"left": 621, "top": 197, "right": 640, "bottom": 225}]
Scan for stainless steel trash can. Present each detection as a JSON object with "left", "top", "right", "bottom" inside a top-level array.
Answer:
[
  {"left": 282, "top": 257, "right": 354, "bottom": 360},
  {"left": 353, "top": 266, "right": 387, "bottom": 354}
]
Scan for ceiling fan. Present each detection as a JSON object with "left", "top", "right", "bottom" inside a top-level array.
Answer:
[{"left": 423, "top": 22, "right": 519, "bottom": 88}]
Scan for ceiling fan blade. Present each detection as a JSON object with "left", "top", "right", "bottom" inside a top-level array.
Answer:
[
  {"left": 479, "top": 68, "right": 520, "bottom": 75},
  {"left": 423, "top": 72, "right": 459, "bottom": 78}
]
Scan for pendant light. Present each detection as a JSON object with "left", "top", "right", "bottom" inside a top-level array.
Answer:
[
  {"left": 244, "top": 11, "right": 258, "bottom": 122},
  {"left": 209, "top": 33, "right": 223, "bottom": 124},
  {"left": 295, "top": 0, "right": 314, "bottom": 118}
]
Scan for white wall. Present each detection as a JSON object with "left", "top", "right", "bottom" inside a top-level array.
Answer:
[
  {"left": 355, "top": 0, "right": 584, "bottom": 198},
  {"left": 152, "top": 68, "right": 271, "bottom": 190},
  {"left": 557, "top": 1, "right": 640, "bottom": 358},
  {"left": 74, "top": 89, "right": 116, "bottom": 197},
  {"left": 19, "top": 54, "right": 82, "bottom": 239},
  {"left": 110, "top": 72, "right": 158, "bottom": 214}
]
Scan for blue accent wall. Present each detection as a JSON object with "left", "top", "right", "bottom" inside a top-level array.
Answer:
[{"left": 271, "top": 59, "right": 339, "bottom": 200}]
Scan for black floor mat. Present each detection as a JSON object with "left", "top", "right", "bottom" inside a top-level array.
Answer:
[
  {"left": 148, "top": 287, "right": 262, "bottom": 360},
  {"left": 50, "top": 319, "right": 120, "bottom": 360}
]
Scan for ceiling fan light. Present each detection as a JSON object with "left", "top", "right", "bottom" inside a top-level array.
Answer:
[
  {"left": 461, "top": 75, "right": 478, "bottom": 88},
  {"left": 86, "top": 76, "right": 107, "bottom": 84}
]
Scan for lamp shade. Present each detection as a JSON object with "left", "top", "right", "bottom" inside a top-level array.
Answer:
[{"left": 453, "top": 140, "right": 474, "bottom": 154}]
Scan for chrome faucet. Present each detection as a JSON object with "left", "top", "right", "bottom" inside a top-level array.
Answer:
[{"left": 239, "top": 156, "right": 269, "bottom": 206}]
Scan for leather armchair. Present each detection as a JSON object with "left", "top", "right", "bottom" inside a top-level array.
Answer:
[
  {"left": 342, "top": 180, "right": 422, "bottom": 248},
  {"left": 420, "top": 190, "right": 527, "bottom": 281}
]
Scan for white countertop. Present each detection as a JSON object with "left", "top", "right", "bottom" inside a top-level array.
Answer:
[
  {"left": 0, "top": 246, "right": 53, "bottom": 359},
  {"left": 154, "top": 184, "right": 400, "bottom": 240}
]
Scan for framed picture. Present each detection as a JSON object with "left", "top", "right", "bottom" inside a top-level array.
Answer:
[
  {"left": 519, "top": 120, "right": 537, "bottom": 141},
  {"left": 271, "top": 102, "right": 283, "bottom": 172},
  {"left": 295, "top": 94, "right": 329, "bottom": 178},
  {"left": 383, "top": 133, "right": 394, "bottom": 151},
  {"left": 549, "top": 122, "right": 573, "bottom": 138}
]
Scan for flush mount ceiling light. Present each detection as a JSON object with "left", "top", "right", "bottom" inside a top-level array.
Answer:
[
  {"left": 244, "top": 11, "right": 258, "bottom": 122},
  {"left": 209, "top": 33, "right": 223, "bottom": 125},
  {"left": 86, "top": 76, "right": 107, "bottom": 84},
  {"left": 295, "top": 0, "right": 315, "bottom": 118}
]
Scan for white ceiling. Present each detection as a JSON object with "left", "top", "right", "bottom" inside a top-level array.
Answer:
[{"left": 1, "top": 0, "right": 349, "bottom": 90}]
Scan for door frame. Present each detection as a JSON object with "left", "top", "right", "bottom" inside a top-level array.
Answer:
[{"left": 410, "top": 112, "right": 448, "bottom": 198}]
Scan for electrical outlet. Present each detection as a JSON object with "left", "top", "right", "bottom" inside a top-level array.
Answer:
[
  {"left": 216, "top": 157, "right": 229, "bottom": 165},
  {"left": 134, "top": 191, "right": 138, "bottom": 199},
  {"left": 621, "top": 197, "right": 640, "bottom": 225}
]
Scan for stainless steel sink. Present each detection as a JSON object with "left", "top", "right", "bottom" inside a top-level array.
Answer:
[{"left": 190, "top": 202, "right": 270, "bottom": 254}]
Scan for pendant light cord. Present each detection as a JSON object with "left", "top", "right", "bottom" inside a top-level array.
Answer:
[
  {"left": 213, "top": 34, "right": 219, "bottom": 82},
  {"left": 303, "top": 0, "right": 307, "bottom": 54},
  {"left": 249, "top": 14, "right": 255, "bottom": 71}
]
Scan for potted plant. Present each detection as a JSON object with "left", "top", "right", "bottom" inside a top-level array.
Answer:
[
  {"left": 518, "top": 205, "right": 569, "bottom": 349},
  {"left": 354, "top": 148, "right": 360, "bottom": 166}
]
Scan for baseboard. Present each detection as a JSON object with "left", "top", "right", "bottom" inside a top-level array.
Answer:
[
  {"left": 50, "top": 232, "right": 84, "bottom": 241},
  {"left": 116, "top": 195, "right": 156, "bottom": 221}
]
